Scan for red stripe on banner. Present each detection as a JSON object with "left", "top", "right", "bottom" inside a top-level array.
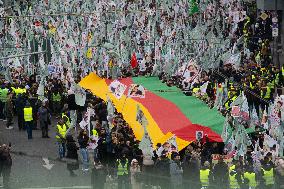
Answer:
[{"left": 105, "top": 78, "right": 222, "bottom": 142}]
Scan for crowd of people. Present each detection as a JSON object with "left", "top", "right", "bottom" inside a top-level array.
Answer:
[{"left": 1, "top": 0, "right": 284, "bottom": 189}]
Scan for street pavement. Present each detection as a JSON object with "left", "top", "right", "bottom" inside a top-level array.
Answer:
[{"left": 0, "top": 117, "right": 91, "bottom": 189}]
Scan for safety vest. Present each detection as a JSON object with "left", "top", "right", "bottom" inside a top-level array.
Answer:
[
  {"left": 0, "top": 88, "right": 8, "bottom": 102},
  {"left": 262, "top": 168, "right": 274, "bottom": 185},
  {"left": 117, "top": 159, "right": 128, "bottom": 176},
  {"left": 24, "top": 107, "right": 33, "bottom": 122},
  {"left": 243, "top": 172, "right": 256, "bottom": 187},
  {"left": 229, "top": 165, "right": 239, "bottom": 189},
  {"left": 249, "top": 82, "right": 255, "bottom": 90},
  {"left": 92, "top": 129, "right": 98, "bottom": 137},
  {"left": 62, "top": 113, "right": 70, "bottom": 128},
  {"left": 261, "top": 87, "right": 271, "bottom": 99},
  {"left": 12, "top": 87, "right": 20, "bottom": 97},
  {"left": 56, "top": 124, "right": 67, "bottom": 140},
  {"left": 193, "top": 87, "right": 200, "bottom": 94},
  {"left": 200, "top": 169, "right": 210, "bottom": 187},
  {"left": 225, "top": 95, "right": 238, "bottom": 109},
  {"left": 20, "top": 88, "right": 26, "bottom": 94},
  {"left": 52, "top": 93, "right": 61, "bottom": 102}
]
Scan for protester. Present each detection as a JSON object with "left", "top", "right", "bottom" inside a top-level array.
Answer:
[
  {"left": 130, "top": 159, "right": 141, "bottom": 189},
  {"left": 38, "top": 100, "right": 51, "bottom": 138},
  {"left": 170, "top": 152, "right": 183, "bottom": 189},
  {"left": 0, "top": 0, "right": 284, "bottom": 189},
  {"left": 77, "top": 130, "right": 89, "bottom": 172}
]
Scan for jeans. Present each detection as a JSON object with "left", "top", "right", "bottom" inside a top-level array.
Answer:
[
  {"left": 80, "top": 148, "right": 89, "bottom": 170},
  {"left": 25, "top": 121, "right": 33, "bottom": 139},
  {"left": 57, "top": 142, "right": 66, "bottom": 159}
]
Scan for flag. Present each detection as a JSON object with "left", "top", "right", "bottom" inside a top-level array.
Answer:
[
  {"left": 167, "top": 135, "right": 179, "bottom": 152},
  {"left": 200, "top": 81, "right": 209, "bottom": 95},
  {"left": 189, "top": 0, "right": 199, "bottom": 16},
  {"left": 231, "top": 94, "right": 243, "bottom": 107},
  {"left": 128, "top": 84, "right": 146, "bottom": 98},
  {"left": 139, "top": 132, "right": 154, "bottom": 157},
  {"left": 240, "top": 93, "right": 250, "bottom": 121},
  {"left": 109, "top": 80, "right": 127, "bottom": 99},
  {"left": 130, "top": 52, "right": 138, "bottom": 68},
  {"left": 222, "top": 115, "right": 230, "bottom": 142}
]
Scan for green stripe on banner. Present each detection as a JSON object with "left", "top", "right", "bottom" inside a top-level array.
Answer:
[{"left": 132, "top": 77, "right": 225, "bottom": 135}]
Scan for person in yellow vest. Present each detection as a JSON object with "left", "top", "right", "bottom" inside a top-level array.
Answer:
[
  {"left": 6, "top": 92, "right": 14, "bottom": 130},
  {"left": 90, "top": 127, "right": 99, "bottom": 163},
  {"left": 242, "top": 167, "right": 257, "bottom": 189},
  {"left": 56, "top": 119, "right": 67, "bottom": 159},
  {"left": 200, "top": 161, "right": 211, "bottom": 188},
  {"left": 24, "top": 102, "right": 33, "bottom": 139},
  {"left": 261, "top": 166, "right": 274, "bottom": 188},
  {"left": 229, "top": 164, "right": 240, "bottom": 188},
  {"left": 224, "top": 90, "right": 239, "bottom": 111},
  {"left": 0, "top": 86, "right": 9, "bottom": 121},
  {"left": 117, "top": 153, "right": 130, "bottom": 189},
  {"left": 260, "top": 81, "right": 271, "bottom": 111},
  {"left": 52, "top": 90, "right": 62, "bottom": 116}
]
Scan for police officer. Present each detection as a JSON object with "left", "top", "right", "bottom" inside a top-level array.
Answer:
[
  {"left": 56, "top": 119, "right": 67, "bottom": 159},
  {"left": 24, "top": 102, "right": 33, "bottom": 139},
  {"left": 242, "top": 166, "right": 256, "bottom": 189},
  {"left": 117, "top": 152, "right": 130, "bottom": 189},
  {"left": 200, "top": 161, "right": 211, "bottom": 188},
  {"left": 229, "top": 163, "right": 240, "bottom": 189},
  {"left": 52, "top": 89, "right": 62, "bottom": 116}
]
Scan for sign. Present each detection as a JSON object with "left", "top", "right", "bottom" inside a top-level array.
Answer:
[
  {"left": 272, "top": 17, "right": 279, "bottom": 37},
  {"left": 109, "top": 80, "right": 127, "bottom": 99},
  {"left": 272, "top": 28, "right": 279, "bottom": 37},
  {"left": 260, "top": 12, "right": 268, "bottom": 20},
  {"left": 231, "top": 106, "right": 241, "bottom": 117},
  {"left": 212, "top": 154, "right": 233, "bottom": 165},
  {"left": 196, "top": 131, "right": 204, "bottom": 141},
  {"left": 128, "top": 84, "right": 146, "bottom": 98}
]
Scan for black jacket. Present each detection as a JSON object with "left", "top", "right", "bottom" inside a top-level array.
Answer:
[
  {"left": 66, "top": 135, "right": 78, "bottom": 160},
  {"left": 67, "top": 94, "right": 78, "bottom": 110}
]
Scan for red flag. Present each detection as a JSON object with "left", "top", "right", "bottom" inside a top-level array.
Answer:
[{"left": 130, "top": 53, "right": 138, "bottom": 68}]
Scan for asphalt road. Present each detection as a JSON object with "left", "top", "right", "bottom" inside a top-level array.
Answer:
[{"left": 0, "top": 117, "right": 92, "bottom": 189}]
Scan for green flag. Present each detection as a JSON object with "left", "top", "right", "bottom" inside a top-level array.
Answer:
[{"left": 189, "top": 0, "right": 199, "bottom": 15}]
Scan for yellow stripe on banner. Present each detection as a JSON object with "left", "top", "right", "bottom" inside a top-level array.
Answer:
[{"left": 79, "top": 73, "right": 190, "bottom": 150}]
